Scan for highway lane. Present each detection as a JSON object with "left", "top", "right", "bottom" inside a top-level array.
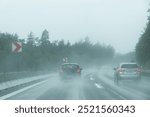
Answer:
[
  {"left": 1, "top": 68, "right": 150, "bottom": 100},
  {"left": 97, "top": 67, "right": 150, "bottom": 100},
  {"left": 3, "top": 76, "right": 123, "bottom": 100}
]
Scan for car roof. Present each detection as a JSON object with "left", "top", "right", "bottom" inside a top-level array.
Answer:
[{"left": 61, "top": 63, "right": 79, "bottom": 66}]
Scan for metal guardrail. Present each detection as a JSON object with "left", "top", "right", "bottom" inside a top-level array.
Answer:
[
  {"left": 0, "top": 71, "right": 52, "bottom": 91},
  {"left": 0, "top": 71, "right": 49, "bottom": 83}
]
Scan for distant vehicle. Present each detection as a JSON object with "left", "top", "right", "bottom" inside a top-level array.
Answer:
[
  {"left": 59, "top": 63, "right": 82, "bottom": 79},
  {"left": 113, "top": 63, "right": 142, "bottom": 85}
]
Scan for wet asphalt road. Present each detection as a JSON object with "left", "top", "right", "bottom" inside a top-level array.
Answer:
[{"left": 1, "top": 67, "right": 150, "bottom": 100}]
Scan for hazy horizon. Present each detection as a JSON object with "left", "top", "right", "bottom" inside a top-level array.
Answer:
[{"left": 0, "top": 0, "right": 150, "bottom": 54}]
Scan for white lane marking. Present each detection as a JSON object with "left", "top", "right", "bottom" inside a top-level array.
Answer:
[
  {"left": 0, "top": 79, "right": 49, "bottom": 100},
  {"left": 109, "top": 89, "right": 127, "bottom": 100},
  {"left": 95, "top": 83, "right": 103, "bottom": 89}
]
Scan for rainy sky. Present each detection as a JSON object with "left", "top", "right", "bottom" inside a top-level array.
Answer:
[{"left": 0, "top": 0, "right": 150, "bottom": 53}]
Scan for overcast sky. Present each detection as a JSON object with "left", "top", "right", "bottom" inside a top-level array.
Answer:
[{"left": 0, "top": 0, "right": 150, "bottom": 53}]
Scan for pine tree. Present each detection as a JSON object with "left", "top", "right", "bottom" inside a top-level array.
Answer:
[
  {"left": 136, "top": 9, "right": 150, "bottom": 67},
  {"left": 40, "top": 29, "right": 50, "bottom": 46}
]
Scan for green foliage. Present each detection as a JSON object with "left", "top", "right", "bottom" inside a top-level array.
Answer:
[
  {"left": 40, "top": 29, "right": 50, "bottom": 46},
  {"left": 136, "top": 9, "right": 150, "bottom": 67},
  {"left": 0, "top": 33, "right": 19, "bottom": 72},
  {"left": 0, "top": 30, "right": 115, "bottom": 72}
]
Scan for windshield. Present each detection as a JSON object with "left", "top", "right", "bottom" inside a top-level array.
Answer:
[
  {"left": 61, "top": 64, "right": 79, "bottom": 69},
  {"left": 121, "top": 64, "right": 138, "bottom": 68},
  {"left": 0, "top": 0, "right": 150, "bottom": 101}
]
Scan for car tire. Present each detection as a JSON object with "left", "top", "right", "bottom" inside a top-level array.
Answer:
[
  {"left": 136, "top": 76, "right": 141, "bottom": 83},
  {"left": 114, "top": 76, "right": 119, "bottom": 85}
]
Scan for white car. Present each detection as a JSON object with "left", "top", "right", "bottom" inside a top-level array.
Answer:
[{"left": 114, "top": 63, "right": 142, "bottom": 85}]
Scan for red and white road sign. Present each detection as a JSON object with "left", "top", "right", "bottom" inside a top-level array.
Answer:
[{"left": 12, "top": 42, "right": 22, "bottom": 52}]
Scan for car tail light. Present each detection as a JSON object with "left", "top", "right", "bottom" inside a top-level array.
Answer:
[
  {"left": 136, "top": 68, "right": 142, "bottom": 73},
  {"left": 77, "top": 69, "right": 80, "bottom": 73},
  {"left": 117, "top": 68, "right": 125, "bottom": 73}
]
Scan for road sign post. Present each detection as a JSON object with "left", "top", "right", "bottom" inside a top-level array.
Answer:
[{"left": 12, "top": 42, "right": 22, "bottom": 72}]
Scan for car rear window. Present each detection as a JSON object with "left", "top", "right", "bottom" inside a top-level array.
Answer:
[
  {"left": 61, "top": 64, "right": 79, "bottom": 69},
  {"left": 121, "top": 64, "right": 138, "bottom": 68}
]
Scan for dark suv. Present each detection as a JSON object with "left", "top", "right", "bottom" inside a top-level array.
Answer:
[{"left": 59, "top": 63, "right": 82, "bottom": 78}]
